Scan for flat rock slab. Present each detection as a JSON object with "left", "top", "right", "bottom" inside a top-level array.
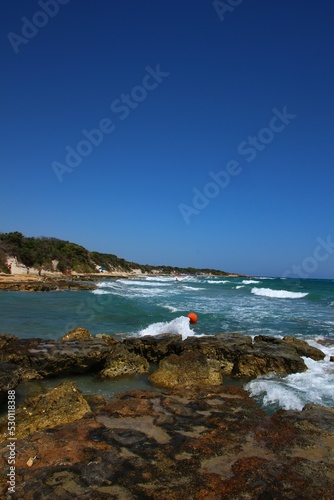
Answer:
[{"left": 0, "top": 385, "right": 333, "bottom": 499}]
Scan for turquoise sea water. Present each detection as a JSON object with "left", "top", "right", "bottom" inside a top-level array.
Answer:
[{"left": 1, "top": 276, "right": 333, "bottom": 412}]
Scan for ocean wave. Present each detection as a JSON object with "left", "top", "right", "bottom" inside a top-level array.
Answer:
[
  {"left": 136, "top": 316, "right": 196, "bottom": 340},
  {"left": 207, "top": 280, "right": 230, "bottom": 284},
  {"left": 96, "top": 281, "right": 119, "bottom": 288},
  {"left": 246, "top": 353, "right": 334, "bottom": 411},
  {"left": 182, "top": 285, "right": 205, "bottom": 291},
  {"left": 242, "top": 280, "right": 260, "bottom": 284},
  {"left": 161, "top": 304, "right": 180, "bottom": 313},
  {"left": 144, "top": 276, "right": 177, "bottom": 282},
  {"left": 91, "top": 289, "right": 112, "bottom": 295},
  {"left": 236, "top": 285, "right": 245, "bottom": 289},
  {"left": 118, "top": 279, "right": 171, "bottom": 287},
  {"left": 251, "top": 288, "right": 308, "bottom": 299}
]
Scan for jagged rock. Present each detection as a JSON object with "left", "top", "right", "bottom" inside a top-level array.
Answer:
[
  {"left": 0, "top": 381, "right": 90, "bottom": 442},
  {"left": 0, "top": 333, "right": 324, "bottom": 382},
  {"left": 124, "top": 333, "right": 182, "bottom": 362},
  {"left": 95, "top": 333, "right": 121, "bottom": 346},
  {"left": 232, "top": 340, "right": 307, "bottom": 378},
  {"left": 0, "top": 387, "right": 333, "bottom": 499},
  {"left": 283, "top": 335, "right": 325, "bottom": 360},
  {"left": 0, "top": 336, "right": 113, "bottom": 377},
  {"left": 0, "top": 362, "right": 41, "bottom": 403},
  {"left": 174, "top": 333, "right": 253, "bottom": 375},
  {"left": 0, "top": 333, "right": 18, "bottom": 349},
  {"left": 149, "top": 350, "right": 222, "bottom": 388},
  {"left": 98, "top": 344, "right": 149, "bottom": 378},
  {"left": 61, "top": 326, "right": 93, "bottom": 341},
  {"left": 0, "top": 279, "right": 97, "bottom": 292},
  {"left": 0, "top": 336, "right": 32, "bottom": 366}
]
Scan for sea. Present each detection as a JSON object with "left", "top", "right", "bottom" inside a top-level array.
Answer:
[{"left": 1, "top": 275, "right": 333, "bottom": 414}]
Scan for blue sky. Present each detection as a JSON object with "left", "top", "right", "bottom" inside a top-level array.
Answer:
[{"left": 1, "top": 0, "right": 333, "bottom": 278}]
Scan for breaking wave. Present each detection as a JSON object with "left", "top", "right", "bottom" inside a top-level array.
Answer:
[
  {"left": 136, "top": 316, "right": 197, "bottom": 340},
  {"left": 251, "top": 288, "right": 308, "bottom": 299}
]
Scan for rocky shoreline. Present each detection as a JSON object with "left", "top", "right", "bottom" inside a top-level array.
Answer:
[
  {"left": 0, "top": 330, "right": 333, "bottom": 498},
  {"left": 0, "top": 272, "right": 244, "bottom": 292},
  {"left": 0, "top": 274, "right": 106, "bottom": 292}
]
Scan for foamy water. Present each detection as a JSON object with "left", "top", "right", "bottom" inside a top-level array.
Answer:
[
  {"left": 245, "top": 341, "right": 334, "bottom": 412},
  {"left": 251, "top": 288, "right": 309, "bottom": 299},
  {"left": 136, "top": 316, "right": 197, "bottom": 341}
]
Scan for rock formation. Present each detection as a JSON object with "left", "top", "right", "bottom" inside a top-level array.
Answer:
[{"left": 0, "top": 384, "right": 333, "bottom": 499}]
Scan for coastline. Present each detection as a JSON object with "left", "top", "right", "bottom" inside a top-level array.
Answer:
[{"left": 0, "top": 271, "right": 244, "bottom": 292}]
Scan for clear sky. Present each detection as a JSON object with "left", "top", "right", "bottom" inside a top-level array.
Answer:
[{"left": 1, "top": 0, "right": 333, "bottom": 278}]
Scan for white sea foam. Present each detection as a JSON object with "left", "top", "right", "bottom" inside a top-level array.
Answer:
[
  {"left": 161, "top": 304, "right": 180, "bottom": 313},
  {"left": 96, "top": 281, "right": 118, "bottom": 288},
  {"left": 207, "top": 280, "right": 230, "bottom": 284},
  {"left": 251, "top": 288, "right": 308, "bottom": 299},
  {"left": 118, "top": 279, "right": 170, "bottom": 287},
  {"left": 144, "top": 276, "right": 176, "bottom": 282},
  {"left": 236, "top": 285, "right": 245, "bottom": 289},
  {"left": 136, "top": 316, "right": 196, "bottom": 340},
  {"left": 246, "top": 345, "right": 334, "bottom": 411},
  {"left": 91, "top": 289, "right": 112, "bottom": 295},
  {"left": 182, "top": 285, "right": 205, "bottom": 291},
  {"left": 242, "top": 279, "right": 260, "bottom": 284}
]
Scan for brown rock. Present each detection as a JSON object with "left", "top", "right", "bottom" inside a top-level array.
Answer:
[
  {"left": 124, "top": 333, "right": 182, "bottom": 362},
  {"left": 0, "top": 333, "right": 19, "bottom": 349},
  {"left": 0, "top": 381, "right": 90, "bottom": 443},
  {"left": 232, "top": 347, "right": 307, "bottom": 378},
  {"left": 95, "top": 333, "right": 121, "bottom": 346},
  {"left": 98, "top": 344, "right": 149, "bottom": 378},
  {"left": 236, "top": 335, "right": 309, "bottom": 377},
  {"left": 149, "top": 350, "right": 222, "bottom": 388},
  {"left": 61, "top": 326, "right": 93, "bottom": 341},
  {"left": 0, "top": 362, "right": 41, "bottom": 403},
  {"left": 0, "top": 336, "right": 113, "bottom": 377},
  {"left": 1, "top": 387, "right": 332, "bottom": 499},
  {"left": 283, "top": 335, "right": 325, "bottom": 360},
  {"left": 175, "top": 333, "right": 253, "bottom": 375}
]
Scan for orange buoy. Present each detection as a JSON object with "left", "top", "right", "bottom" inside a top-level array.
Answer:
[{"left": 187, "top": 312, "right": 198, "bottom": 324}]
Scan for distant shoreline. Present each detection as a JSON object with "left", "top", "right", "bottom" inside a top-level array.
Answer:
[{"left": 0, "top": 272, "right": 245, "bottom": 292}]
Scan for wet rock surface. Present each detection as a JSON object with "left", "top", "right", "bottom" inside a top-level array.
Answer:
[
  {"left": 149, "top": 350, "right": 222, "bottom": 388},
  {"left": 0, "top": 363, "right": 41, "bottom": 404},
  {"left": 0, "top": 333, "right": 326, "bottom": 391},
  {"left": 0, "top": 278, "right": 97, "bottom": 292},
  {"left": 0, "top": 335, "right": 113, "bottom": 378},
  {"left": 98, "top": 344, "right": 150, "bottom": 379},
  {"left": 0, "top": 384, "right": 333, "bottom": 499},
  {"left": 61, "top": 327, "right": 94, "bottom": 342},
  {"left": 0, "top": 381, "right": 90, "bottom": 442}
]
